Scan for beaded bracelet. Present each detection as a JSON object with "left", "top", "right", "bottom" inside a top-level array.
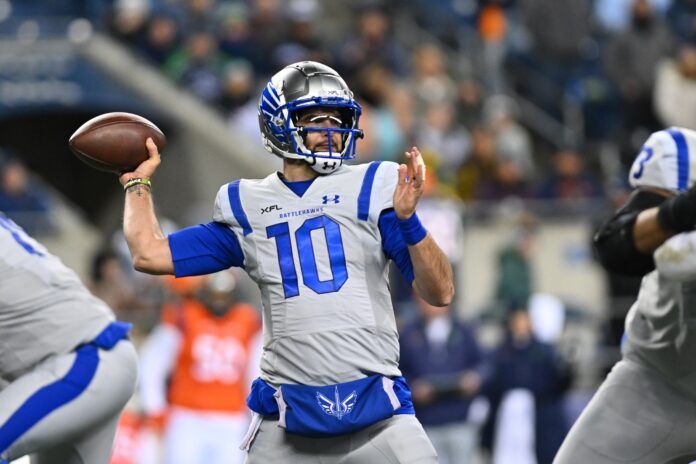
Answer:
[{"left": 123, "top": 177, "right": 152, "bottom": 191}]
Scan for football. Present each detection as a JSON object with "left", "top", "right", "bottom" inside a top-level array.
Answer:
[{"left": 68, "top": 112, "right": 166, "bottom": 174}]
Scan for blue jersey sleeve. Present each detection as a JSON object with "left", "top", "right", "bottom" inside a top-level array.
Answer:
[
  {"left": 378, "top": 209, "right": 414, "bottom": 284},
  {"left": 168, "top": 222, "right": 244, "bottom": 277}
]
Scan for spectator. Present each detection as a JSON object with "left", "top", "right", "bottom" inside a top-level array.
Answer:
[
  {"left": 537, "top": 150, "right": 603, "bottom": 200},
  {"left": 217, "top": 3, "right": 256, "bottom": 66},
  {"left": 248, "top": 0, "right": 287, "bottom": 75},
  {"left": 353, "top": 64, "right": 407, "bottom": 162},
  {"left": 139, "top": 271, "right": 261, "bottom": 464},
  {"left": 139, "top": 10, "right": 181, "bottom": 65},
  {"left": 483, "top": 94, "right": 535, "bottom": 183},
  {"left": 409, "top": 43, "right": 457, "bottom": 115},
  {"left": 337, "top": 7, "right": 408, "bottom": 80},
  {"left": 388, "top": 84, "right": 417, "bottom": 144},
  {"left": 278, "top": 0, "right": 327, "bottom": 66},
  {"left": 415, "top": 101, "right": 471, "bottom": 186},
  {"left": 219, "top": 59, "right": 255, "bottom": 115},
  {"left": 0, "top": 158, "right": 52, "bottom": 234},
  {"left": 483, "top": 158, "right": 529, "bottom": 201},
  {"left": 165, "top": 30, "right": 227, "bottom": 104},
  {"left": 399, "top": 295, "right": 485, "bottom": 464},
  {"left": 108, "top": 0, "right": 149, "bottom": 47},
  {"left": 482, "top": 307, "right": 571, "bottom": 464},
  {"left": 478, "top": 2, "right": 508, "bottom": 93},
  {"left": 495, "top": 213, "right": 537, "bottom": 308},
  {"left": 456, "top": 78, "right": 485, "bottom": 130},
  {"left": 89, "top": 248, "right": 139, "bottom": 322},
  {"left": 458, "top": 126, "right": 529, "bottom": 202},
  {"left": 182, "top": 0, "right": 219, "bottom": 33},
  {"left": 654, "top": 43, "right": 696, "bottom": 129},
  {"left": 457, "top": 126, "right": 500, "bottom": 201},
  {"left": 605, "top": 0, "right": 675, "bottom": 135}
]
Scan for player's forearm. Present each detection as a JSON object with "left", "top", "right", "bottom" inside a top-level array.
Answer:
[
  {"left": 123, "top": 186, "right": 174, "bottom": 274},
  {"left": 633, "top": 207, "right": 673, "bottom": 253},
  {"left": 410, "top": 234, "right": 455, "bottom": 307}
]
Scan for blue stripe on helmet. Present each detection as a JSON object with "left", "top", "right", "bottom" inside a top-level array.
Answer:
[
  {"left": 357, "top": 162, "right": 382, "bottom": 221},
  {"left": 227, "top": 181, "right": 252, "bottom": 236},
  {"left": 668, "top": 128, "right": 689, "bottom": 191}
]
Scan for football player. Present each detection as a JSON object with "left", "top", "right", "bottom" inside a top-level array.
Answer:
[
  {"left": 0, "top": 214, "right": 137, "bottom": 463},
  {"left": 119, "top": 61, "right": 453, "bottom": 463},
  {"left": 139, "top": 272, "right": 261, "bottom": 464},
  {"left": 554, "top": 127, "right": 696, "bottom": 463}
]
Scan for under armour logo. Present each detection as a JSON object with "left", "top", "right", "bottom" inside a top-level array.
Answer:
[
  {"left": 323, "top": 161, "right": 337, "bottom": 170},
  {"left": 316, "top": 387, "right": 358, "bottom": 420},
  {"left": 322, "top": 195, "right": 340, "bottom": 204},
  {"left": 261, "top": 204, "right": 283, "bottom": 214}
]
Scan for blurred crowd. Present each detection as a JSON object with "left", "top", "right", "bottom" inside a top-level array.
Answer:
[{"left": 91, "top": 0, "right": 696, "bottom": 207}]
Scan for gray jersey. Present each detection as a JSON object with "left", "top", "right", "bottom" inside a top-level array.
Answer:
[
  {"left": 213, "top": 162, "right": 401, "bottom": 386},
  {"left": 623, "top": 270, "right": 696, "bottom": 402},
  {"left": 0, "top": 215, "right": 113, "bottom": 379}
]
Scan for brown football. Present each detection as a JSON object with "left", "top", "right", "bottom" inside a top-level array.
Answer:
[{"left": 69, "top": 112, "right": 166, "bottom": 174}]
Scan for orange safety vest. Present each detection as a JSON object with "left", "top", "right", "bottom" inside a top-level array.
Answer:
[{"left": 162, "top": 299, "right": 261, "bottom": 412}]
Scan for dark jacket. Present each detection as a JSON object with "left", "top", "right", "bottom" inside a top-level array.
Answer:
[{"left": 399, "top": 317, "right": 483, "bottom": 426}]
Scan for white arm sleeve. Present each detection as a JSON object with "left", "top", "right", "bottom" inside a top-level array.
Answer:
[
  {"left": 138, "top": 325, "right": 182, "bottom": 415},
  {"left": 654, "top": 231, "right": 696, "bottom": 281}
]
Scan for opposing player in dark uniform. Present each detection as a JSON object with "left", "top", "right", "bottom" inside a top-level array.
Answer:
[
  {"left": 0, "top": 213, "right": 137, "bottom": 463},
  {"left": 554, "top": 127, "right": 696, "bottom": 463}
]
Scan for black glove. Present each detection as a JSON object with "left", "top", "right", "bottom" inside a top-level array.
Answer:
[{"left": 657, "top": 186, "right": 696, "bottom": 232}]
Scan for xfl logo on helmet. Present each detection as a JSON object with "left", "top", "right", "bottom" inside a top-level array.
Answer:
[{"left": 322, "top": 195, "right": 340, "bottom": 204}]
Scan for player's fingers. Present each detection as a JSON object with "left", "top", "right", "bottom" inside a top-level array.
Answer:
[
  {"left": 404, "top": 151, "right": 416, "bottom": 181},
  {"left": 397, "top": 164, "right": 408, "bottom": 186},
  {"left": 414, "top": 163, "right": 425, "bottom": 189},
  {"left": 145, "top": 138, "right": 160, "bottom": 158},
  {"left": 414, "top": 148, "right": 426, "bottom": 185},
  {"left": 408, "top": 146, "right": 420, "bottom": 176}
]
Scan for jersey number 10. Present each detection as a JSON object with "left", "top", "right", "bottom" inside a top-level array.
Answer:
[{"left": 266, "top": 215, "right": 348, "bottom": 298}]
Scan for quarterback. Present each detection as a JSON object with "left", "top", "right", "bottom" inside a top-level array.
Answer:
[
  {"left": 120, "top": 61, "right": 453, "bottom": 463},
  {"left": 554, "top": 127, "right": 696, "bottom": 463}
]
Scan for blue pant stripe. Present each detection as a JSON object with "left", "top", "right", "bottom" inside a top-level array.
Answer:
[{"left": 0, "top": 345, "right": 99, "bottom": 455}]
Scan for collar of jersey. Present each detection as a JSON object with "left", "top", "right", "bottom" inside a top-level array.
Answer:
[{"left": 276, "top": 172, "right": 317, "bottom": 198}]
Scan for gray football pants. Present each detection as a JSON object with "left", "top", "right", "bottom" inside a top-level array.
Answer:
[
  {"left": 245, "top": 414, "right": 438, "bottom": 464},
  {"left": 554, "top": 359, "right": 696, "bottom": 464},
  {"left": 0, "top": 340, "right": 138, "bottom": 464}
]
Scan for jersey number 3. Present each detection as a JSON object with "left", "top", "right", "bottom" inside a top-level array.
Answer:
[{"left": 267, "top": 215, "right": 348, "bottom": 298}]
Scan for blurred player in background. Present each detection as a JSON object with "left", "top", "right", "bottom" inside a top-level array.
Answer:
[
  {"left": 118, "top": 61, "right": 453, "bottom": 463},
  {"left": 0, "top": 212, "right": 137, "bottom": 463},
  {"left": 138, "top": 271, "right": 261, "bottom": 464},
  {"left": 554, "top": 127, "right": 696, "bottom": 463}
]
